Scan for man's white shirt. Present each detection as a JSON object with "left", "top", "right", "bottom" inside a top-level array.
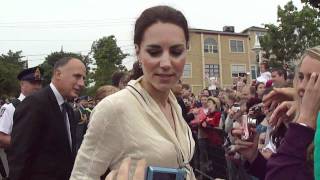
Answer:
[{"left": 0, "top": 94, "right": 25, "bottom": 135}]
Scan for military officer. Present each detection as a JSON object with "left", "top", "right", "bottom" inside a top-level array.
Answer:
[{"left": 0, "top": 66, "right": 43, "bottom": 178}]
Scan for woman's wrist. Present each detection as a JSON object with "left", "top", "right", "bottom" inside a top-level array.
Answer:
[{"left": 296, "top": 114, "right": 316, "bottom": 130}]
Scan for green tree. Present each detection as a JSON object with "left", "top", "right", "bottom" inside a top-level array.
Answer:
[
  {"left": 260, "top": 1, "right": 320, "bottom": 66},
  {"left": 301, "top": 0, "right": 320, "bottom": 9},
  {"left": 0, "top": 50, "right": 25, "bottom": 98},
  {"left": 40, "top": 51, "right": 88, "bottom": 86},
  {"left": 91, "top": 35, "right": 128, "bottom": 88}
]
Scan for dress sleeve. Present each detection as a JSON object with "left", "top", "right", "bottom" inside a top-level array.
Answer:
[
  {"left": 70, "top": 99, "right": 125, "bottom": 180},
  {"left": 265, "top": 123, "right": 315, "bottom": 180}
]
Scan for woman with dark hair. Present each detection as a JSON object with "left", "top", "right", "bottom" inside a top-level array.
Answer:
[
  {"left": 255, "top": 82, "right": 265, "bottom": 100},
  {"left": 70, "top": 5, "right": 195, "bottom": 179}
]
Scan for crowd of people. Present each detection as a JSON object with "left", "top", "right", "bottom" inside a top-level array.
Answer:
[{"left": 0, "top": 5, "right": 319, "bottom": 180}]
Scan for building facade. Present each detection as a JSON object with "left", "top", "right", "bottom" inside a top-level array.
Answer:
[{"left": 182, "top": 26, "right": 266, "bottom": 94}]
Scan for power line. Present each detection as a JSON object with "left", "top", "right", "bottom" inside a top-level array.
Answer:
[
  {"left": 0, "top": 18, "right": 136, "bottom": 24},
  {"left": 0, "top": 21, "right": 135, "bottom": 29},
  {"left": 0, "top": 39, "right": 133, "bottom": 42}
]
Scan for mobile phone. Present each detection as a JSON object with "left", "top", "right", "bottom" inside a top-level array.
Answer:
[{"left": 145, "top": 166, "right": 186, "bottom": 180}]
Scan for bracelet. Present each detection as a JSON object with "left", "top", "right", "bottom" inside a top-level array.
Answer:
[{"left": 296, "top": 122, "right": 311, "bottom": 129}]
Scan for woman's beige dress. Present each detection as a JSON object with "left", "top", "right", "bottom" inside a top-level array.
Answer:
[{"left": 70, "top": 77, "right": 196, "bottom": 179}]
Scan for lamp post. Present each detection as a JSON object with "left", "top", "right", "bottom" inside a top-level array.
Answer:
[{"left": 252, "top": 34, "right": 261, "bottom": 77}]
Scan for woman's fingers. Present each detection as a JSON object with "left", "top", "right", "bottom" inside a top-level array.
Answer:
[
  {"left": 105, "top": 170, "right": 118, "bottom": 180},
  {"left": 262, "top": 88, "right": 295, "bottom": 108},
  {"left": 133, "top": 159, "right": 147, "bottom": 180},
  {"left": 286, "top": 101, "right": 297, "bottom": 117},
  {"left": 269, "top": 101, "right": 291, "bottom": 125},
  {"left": 116, "top": 157, "right": 131, "bottom": 180},
  {"left": 235, "top": 139, "right": 254, "bottom": 146}
]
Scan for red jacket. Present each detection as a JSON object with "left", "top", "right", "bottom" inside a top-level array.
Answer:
[{"left": 204, "top": 111, "right": 223, "bottom": 145}]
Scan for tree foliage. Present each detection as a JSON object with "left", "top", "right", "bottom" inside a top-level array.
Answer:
[
  {"left": 260, "top": 1, "right": 320, "bottom": 66},
  {"left": 0, "top": 50, "right": 25, "bottom": 98},
  {"left": 301, "top": 0, "right": 320, "bottom": 9},
  {"left": 91, "top": 35, "right": 128, "bottom": 88}
]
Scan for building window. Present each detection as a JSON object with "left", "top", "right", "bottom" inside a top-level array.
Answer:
[
  {"left": 251, "top": 65, "right": 257, "bottom": 79},
  {"left": 256, "top": 31, "right": 265, "bottom": 38},
  {"left": 183, "top": 64, "right": 192, "bottom": 78},
  {"left": 205, "top": 64, "right": 219, "bottom": 78},
  {"left": 231, "top": 64, "right": 246, "bottom": 77},
  {"left": 230, "top": 40, "right": 244, "bottom": 53},
  {"left": 204, "top": 38, "right": 218, "bottom": 53}
]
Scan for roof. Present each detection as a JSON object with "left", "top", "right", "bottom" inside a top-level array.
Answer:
[
  {"left": 189, "top": 28, "right": 248, "bottom": 37},
  {"left": 241, "top": 26, "right": 267, "bottom": 33}
]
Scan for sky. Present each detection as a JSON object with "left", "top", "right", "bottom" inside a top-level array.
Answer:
[{"left": 0, "top": 0, "right": 303, "bottom": 69}]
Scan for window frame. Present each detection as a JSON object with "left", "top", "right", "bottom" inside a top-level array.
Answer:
[
  {"left": 205, "top": 64, "right": 220, "bottom": 78},
  {"left": 231, "top": 64, "right": 246, "bottom": 78},
  {"left": 229, "top": 39, "right": 245, "bottom": 53},
  {"left": 204, "top": 38, "right": 218, "bottom": 54},
  {"left": 250, "top": 65, "right": 257, "bottom": 80},
  {"left": 182, "top": 63, "right": 192, "bottom": 78}
]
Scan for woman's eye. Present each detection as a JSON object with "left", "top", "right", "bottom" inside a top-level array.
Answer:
[
  {"left": 147, "top": 49, "right": 162, "bottom": 57},
  {"left": 298, "top": 73, "right": 304, "bottom": 82},
  {"left": 170, "top": 49, "right": 184, "bottom": 57}
]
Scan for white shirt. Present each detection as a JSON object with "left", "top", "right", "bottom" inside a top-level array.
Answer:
[
  {"left": 257, "top": 71, "right": 272, "bottom": 84},
  {"left": 0, "top": 93, "right": 25, "bottom": 135},
  {"left": 50, "top": 83, "right": 72, "bottom": 149}
]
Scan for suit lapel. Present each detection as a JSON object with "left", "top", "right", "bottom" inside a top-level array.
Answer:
[{"left": 46, "top": 86, "right": 73, "bottom": 156}]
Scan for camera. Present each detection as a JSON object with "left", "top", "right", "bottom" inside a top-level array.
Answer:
[
  {"left": 231, "top": 103, "right": 241, "bottom": 112},
  {"left": 145, "top": 166, "right": 186, "bottom": 180},
  {"left": 249, "top": 103, "right": 264, "bottom": 119}
]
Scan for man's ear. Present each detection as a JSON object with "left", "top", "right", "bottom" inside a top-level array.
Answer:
[
  {"left": 20, "top": 81, "right": 24, "bottom": 87},
  {"left": 54, "top": 68, "right": 62, "bottom": 80}
]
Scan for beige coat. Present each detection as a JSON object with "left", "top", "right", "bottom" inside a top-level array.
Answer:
[{"left": 70, "top": 78, "right": 195, "bottom": 180}]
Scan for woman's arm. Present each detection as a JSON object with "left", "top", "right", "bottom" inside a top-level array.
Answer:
[
  {"left": 70, "top": 99, "right": 125, "bottom": 180},
  {"left": 265, "top": 123, "right": 315, "bottom": 180}
]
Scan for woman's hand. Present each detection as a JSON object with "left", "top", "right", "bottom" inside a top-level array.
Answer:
[
  {"left": 105, "top": 158, "right": 146, "bottom": 180},
  {"left": 260, "top": 148, "right": 273, "bottom": 159},
  {"left": 269, "top": 101, "right": 297, "bottom": 127},
  {"left": 201, "top": 121, "right": 207, "bottom": 128},
  {"left": 231, "top": 128, "right": 259, "bottom": 163},
  {"left": 262, "top": 88, "right": 295, "bottom": 111},
  {"left": 297, "top": 72, "right": 320, "bottom": 129}
]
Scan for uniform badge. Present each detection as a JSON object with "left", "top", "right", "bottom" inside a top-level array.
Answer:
[{"left": 0, "top": 107, "right": 6, "bottom": 118}]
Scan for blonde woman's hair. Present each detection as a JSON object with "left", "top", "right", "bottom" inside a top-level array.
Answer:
[
  {"left": 95, "top": 85, "right": 119, "bottom": 102},
  {"left": 297, "top": 46, "right": 320, "bottom": 67}
]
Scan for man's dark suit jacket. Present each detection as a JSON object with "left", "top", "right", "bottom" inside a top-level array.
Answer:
[{"left": 8, "top": 86, "right": 77, "bottom": 180}]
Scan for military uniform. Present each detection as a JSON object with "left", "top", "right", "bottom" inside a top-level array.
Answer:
[{"left": 0, "top": 66, "right": 43, "bottom": 178}]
